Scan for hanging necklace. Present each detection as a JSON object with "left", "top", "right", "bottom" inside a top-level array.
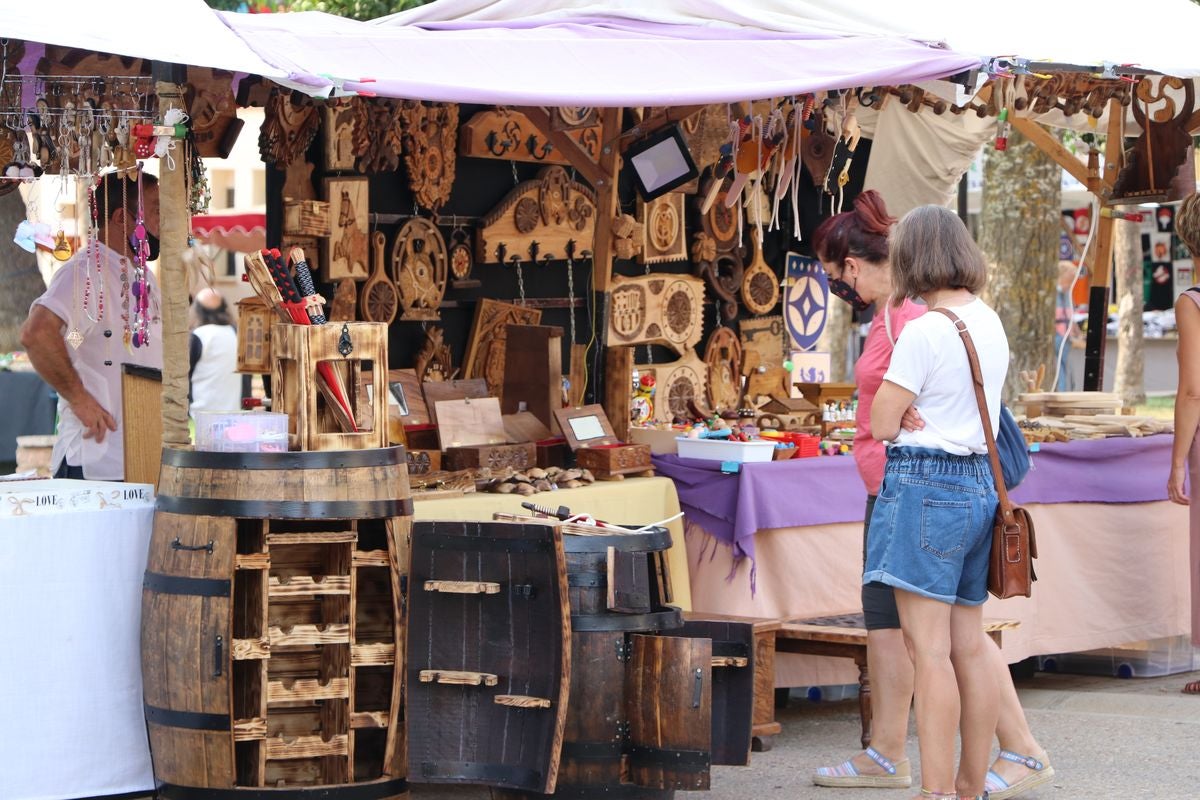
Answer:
[
  {"left": 120, "top": 172, "right": 132, "bottom": 352},
  {"left": 130, "top": 163, "right": 151, "bottom": 348},
  {"left": 83, "top": 183, "right": 104, "bottom": 324}
]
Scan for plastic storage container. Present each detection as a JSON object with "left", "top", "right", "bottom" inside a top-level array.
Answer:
[
  {"left": 1038, "top": 635, "right": 1200, "bottom": 678},
  {"left": 194, "top": 411, "right": 289, "bottom": 453},
  {"left": 675, "top": 436, "right": 777, "bottom": 463}
]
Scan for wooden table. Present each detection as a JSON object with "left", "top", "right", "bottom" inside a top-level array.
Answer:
[{"left": 775, "top": 612, "right": 1020, "bottom": 748}]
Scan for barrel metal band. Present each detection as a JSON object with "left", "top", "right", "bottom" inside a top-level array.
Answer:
[
  {"left": 156, "top": 495, "right": 414, "bottom": 520},
  {"left": 562, "top": 526, "right": 670, "bottom": 554},
  {"left": 566, "top": 572, "right": 606, "bottom": 588},
  {"left": 419, "top": 760, "right": 541, "bottom": 789},
  {"left": 570, "top": 607, "right": 683, "bottom": 632},
  {"left": 161, "top": 446, "right": 407, "bottom": 470},
  {"left": 626, "top": 745, "right": 710, "bottom": 771},
  {"left": 560, "top": 740, "right": 624, "bottom": 760},
  {"left": 423, "top": 534, "right": 552, "bottom": 554},
  {"left": 156, "top": 778, "right": 409, "bottom": 800},
  {"left": 143, "top": 571, "right": 231, "bottom": 598},
  {"left": 143, "top": 704, "right": 230, "bottom": 731}
]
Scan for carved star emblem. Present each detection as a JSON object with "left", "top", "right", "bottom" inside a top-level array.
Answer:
[{"left": 66, "top": 328, "right": 84, "bottom": 350}]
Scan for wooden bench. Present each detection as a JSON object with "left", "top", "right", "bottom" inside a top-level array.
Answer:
[{"left": 775, "top": 612, "right": 1020, "bottom": 749}]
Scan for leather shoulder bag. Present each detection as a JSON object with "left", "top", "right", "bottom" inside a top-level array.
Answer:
[{"left": 934, "top": 308, "right": 1038, "bottom": 599}]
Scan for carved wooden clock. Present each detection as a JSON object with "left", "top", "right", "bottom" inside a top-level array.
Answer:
[
  {"left": 704, "top": 326, "right": 743, "bottom": 413},
  {"left": 634, "top": 349, "right": 709, "bottom": 424},
  {"left": 392, "top": 218, "right": 448, "bottom": 321},
  {"left": 360, "top": 231, "right": 398, "bottom": 324},
  {"left": 608, "top": 273, "right": 704, "bottom": 356}
]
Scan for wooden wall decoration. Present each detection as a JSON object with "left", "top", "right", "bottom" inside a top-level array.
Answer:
[
  {"left": 184, "top": 67, "right": 242, "bottom": 159},
  {"left": 637, "top": 192, "right": 688, "bottom": 264},
  {"left": 739, "top": 315, "right": 786, "bottom": 371},
  {"left": 282, "top": 160, "right": 316, "bottom": 202},
  {"left": 693, "top": 248, "right": 743, "bottom": 323},
  {"left": 259, "top": 88, "right": 319, "bottom": 167},
  {"left": 458, "top": 107, "right": 601, "bottom": 166},
  {"left": 551, "top": 106, "right": 598, "bottom": 129},
  {"left": 323, "top": 176, "right": 370, "bottom": 281},
  {"left": 392, "top": 217, "right": 448, "bottom": 321},
  {"left": 633, "top": 349, "right": 708, "bottom": 424},
  {"left": 448, "top": 227, "right": 480, "bottom": 289},
  {"left": 695, "top": 173, "right": 741, "bottom": 253},
  {"left": 355, "top": 98, "right": 403, "bottom": 174},
  {"left": 607, "top": 273, "right": 705, "bottom": 356},
  {"left": 361, "top": 231, "right": 399, "bottom": 324},
  {"left": 399, "top": 100, "right": 459, "bottom": 211},
  {"left": 704, "top": 326, "right": 742, "bottom": 413},
  {"left": 741, "top": 237, "right": 780, "bottom": 316},
  {"left": 463, "top": 299, "right": 543, "bottom": 397},
  {"left": 477, "top": 165, "right": 597, "bottom": 264},
  {"left": 323, "top": 97, "right": 361, "bottom": 171},
  {"left": 1111, "top": 77, "right": 1195, "bottom": 203},
  {"left": 329, "top": 279, "right": 359, "bottom": 321},
  {"left": 414, "top": 326, "right": 455, "bottom": 383}
]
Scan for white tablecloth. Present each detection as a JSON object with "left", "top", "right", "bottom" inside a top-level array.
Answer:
[{"left": 0, "top": 479, "right": 156, "bottom": 800}]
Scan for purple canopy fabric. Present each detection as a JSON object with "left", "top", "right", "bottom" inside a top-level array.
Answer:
[{"left": 217, "top": 10, "right": 979, "bottom": 105}]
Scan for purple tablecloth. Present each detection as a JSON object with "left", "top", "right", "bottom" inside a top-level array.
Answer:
[{"left": 653, "top": 434, "right": 1175, "bottom": 567}]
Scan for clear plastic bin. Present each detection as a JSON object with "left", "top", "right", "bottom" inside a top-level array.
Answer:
[
  {"left": 195, "top": 411, "right": 289, "bottom": 453},
  {"left": 1038, "top": 635, "right": 1200, "bottom": 678}
]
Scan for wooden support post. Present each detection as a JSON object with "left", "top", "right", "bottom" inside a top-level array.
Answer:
[
  {"left": 155, "top": 68, "right": 191, "bottom": 448},
  {"left": 519, "top": 106, "right": 607, "bottom": 187},
  {"left": 592, "top": 107, "right": 623, "bottom": 293},
  {"left": 1082, "top": 99, "right": 1126, "bottom": 392}
]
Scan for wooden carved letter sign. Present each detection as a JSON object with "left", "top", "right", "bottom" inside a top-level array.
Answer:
[
  {"left": 477, "top": 165, "right": 597, "bottom": 264},
  {"left": 607, "top": 273, "right": 705, "bottom": 356}
]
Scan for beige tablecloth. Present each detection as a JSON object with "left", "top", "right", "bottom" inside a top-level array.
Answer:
[{"left": 685, "top": 501, "right": 1191, "bottom": 687}]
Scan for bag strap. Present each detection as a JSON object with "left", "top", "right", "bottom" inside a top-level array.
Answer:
[{"left": 932, "top": 308, "right": 1015, "bottom": 523}]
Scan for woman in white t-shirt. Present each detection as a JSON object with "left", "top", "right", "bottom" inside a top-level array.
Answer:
[{"left": 866, "top": 205, "right": 1008, "bottom": 800}]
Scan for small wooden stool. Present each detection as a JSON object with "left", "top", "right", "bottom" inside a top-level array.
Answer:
[{"left": 776, "top": 612, "right": 1019, "bottom": 748}]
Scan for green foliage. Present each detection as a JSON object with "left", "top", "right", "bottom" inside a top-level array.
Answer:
[{"left": 204, "top": 0, "right": 432, "bottom": 20}]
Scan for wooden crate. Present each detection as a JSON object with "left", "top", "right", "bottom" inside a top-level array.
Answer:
[
  {"left": 283, "top": 199, "right": 331, "bottom": 237},
  {"left": 553, "top": 404, "right": 653, "bottom": 480},
  {"left": 272, "top": 322, "right": 388, "bottom": 451}
]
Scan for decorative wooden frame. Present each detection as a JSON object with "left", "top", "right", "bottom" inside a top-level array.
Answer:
[
  {"left": 637, "top": 192, "right": 688, "bottom": 264},
  {"left": 392, "top": 217, "right": 448, "bottom": 321},
  {"left": 462, "top": 299, "right": 543, "bottom": 397},
  {"left": 477, "top": 165, "right": 597, "bottom": 264},
  {"left": 399, "top": 100, "right": 459, "bottom": 211},
  {"left": 458, "top": 107, "right": 601, "bottom": 166},
  {"left": 322, "top": 176, "right": 370, "bottom": 281},
  {"left": 607, "top": 273, "right": 705, "bottom": 356},
  {"left": 633, "top": 349, "right": 709, "bottom": 424}
]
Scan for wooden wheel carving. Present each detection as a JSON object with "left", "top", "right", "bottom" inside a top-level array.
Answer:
[
  {"left": 666, "top": 364, "right": 704, "bottom": 421},
  {"left": 555, "top": 107, "right": 596, "bottom": 128},
  {"left": 360, "top": 231, "right": 398, "bottom": 324},
  {"left": 704, "top": 326, "right": 742, "bottom": 413},
  {"left": 392, "top": 218, "right": 448, "bottom": 322},
  {"left": 741, "top": 238, "right": 780, "bottom": 316}
]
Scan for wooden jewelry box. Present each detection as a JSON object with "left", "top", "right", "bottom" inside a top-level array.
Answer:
[
  {"left": 553, "top": 404, "right": 654, "bottom": 480},
  {"left": 435, "top": 396, "right": 536, "bottom": 472}
]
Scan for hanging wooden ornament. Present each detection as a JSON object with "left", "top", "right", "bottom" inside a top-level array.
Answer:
[
  {"left": 458, "top": 107, "right": 602, "bottom": 165},
  {"left": 704, "top": 326, "right": 742, "bottom": 413},
  {"left": 185, "top": 67, "right": 242, "bottom": 159},
  {"left": 415, "top": 326, "right": 455, "bottom": 383},
  {"left": 607, "top": 273, "right": 705, "bottom": 356},
  {"left": 637, "top": 192, "right": 688, "bottom": 264},
  {"left": 741, "top": 237, "right": 780, "bottom": 316},
  {"left": 258, "top": 88, "right": 319, "bottom": 167},
  {"left": 360, "top": 231, "right": 399, "bottom": 324},
  {"left": 398, "top": 100, "right": 459, "bottom": 211},
  {"left": 448, "top": 227, "right": 480, "bottom": 289},
  {"left": 323, "top": 97, "right": 363, "bottom": 171},
  {"left": 477, "top": 165, "right": 596, "bottom": 264},
  {"left": 392, "top": 217, "right": 448, "bottom": 321},
  {"left": 691, "top": 237, "right": 743, "bottom": 323},
  {"left": 1112, "top": 77, "right": 1195, "bottom": 203},
  {"left": 801, "top": 108, "right": 837, "bottom": 192},
  {"left": 695, "top": 171, "right": 741, "bottom": 254}
]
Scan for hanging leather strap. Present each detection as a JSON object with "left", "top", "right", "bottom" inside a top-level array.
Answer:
[{"left": 932, "top": 308, "right": 1016, "bottom": 526}]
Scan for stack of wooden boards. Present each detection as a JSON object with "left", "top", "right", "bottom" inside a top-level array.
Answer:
[{"left": 1015, "top": 391, "right": 1173, "bottom": 441}]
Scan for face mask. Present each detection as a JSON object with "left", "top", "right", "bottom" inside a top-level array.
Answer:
[{"left": 829, "top": 275, "right": 870, "bottom": 312}]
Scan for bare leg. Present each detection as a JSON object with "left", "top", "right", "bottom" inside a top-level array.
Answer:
[
  {"left": 949, "top": 604, "right": 999, "bottom": 799},
  {"left": 894, "top": 589, "right": 956, "bottom": 796},
  {"left": 989, "top": 633, "right": 1050, "bottom": 788},
  {"left": 864, "top": 628, "right": 914, "bottom": 762}
]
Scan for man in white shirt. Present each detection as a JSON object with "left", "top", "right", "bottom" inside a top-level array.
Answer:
[
  {"left": 19, "top": 172, "right": 162, "bottom": 480},
  {"left": 188, "top": 287, "right": 243, "bottom": 417}
]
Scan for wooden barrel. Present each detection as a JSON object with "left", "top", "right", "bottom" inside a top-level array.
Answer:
[{"left": 142, "top": 447, "right": 412, "bottom": 800}]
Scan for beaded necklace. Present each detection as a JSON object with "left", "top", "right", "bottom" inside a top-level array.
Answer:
[
  {"left": 130, "top": 164, "right": 151, "bottom": 348},
  {"left": 121, "top": 172, "right": 132, "bottom": 352}
]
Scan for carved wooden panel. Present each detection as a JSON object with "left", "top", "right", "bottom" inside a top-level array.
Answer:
[
  {"left": 323, "top": 97, "right": 361, "bottom": 171},
  {"left": 355, "top": 98, "right": 403, "bottom": 174},
  {"left": 704, "top": 326, "right": 742, "bottom": 413},
  {"left": 458, "top": 107, "right": 601, "bottom": 166},
  {"left": 477, "top": 165, "right": 596, "bottom": 264},
  {"left": 739, "top": 315, "right": 786, "bottom": 372},
  {"left": 550, "top": 106, "right": 598, "bottom": 129},
  {"left": 462, "top": 299, "right": 543, "bottom": 397},
  {"left": 392, "top": 218, "right": 448, "bottom": 321},
  {"left": 415, "top": 326, "right": 455, "bottom": 383},
  {"left": 608, "top": 273, "right": 705, "bottom": 356},
  {"left": 1112, "top": 77, "right": 1195, "bottom": 203},
  {"left": 399, "top": 100, "right": 458, "bottom": 211},
  {"left": 638, "top": 192, "right": 688, "bottom": 264},
  {"left": 741, "top": 238, "right": 780, "bottom": 316},
  {"left": 322, "top": 176, "right": 370, "bottom": 281},
  {"left": 259, "top": 88, "right": 319, "bottom": 167},
  {"left": 633, "top": 349, "right": 708, "bottom": 424}
]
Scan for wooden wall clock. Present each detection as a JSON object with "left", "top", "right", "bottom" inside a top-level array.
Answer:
[
  {"left": 637, "top": 192, "right": 688, "bottom": 265},
  {"left": 458, "top": 108, "right": 601, "bottom": 166},
  {"left": 741, "top": 237, "right": 780, "bottom": 316},
  {"left": 703, "top": 326, "right": 742, "bottom": 413},
  {"left": 392, "top": 218, "right": 448, "bottom": 321},
  {"left": 477, "top": 165, "right": 596, "bottom": 264},
  {"left": 448, "top": 227, "right": 480, "bottom": 289},
  {"left": 360, "top": 231, "right": 399, "bottom": 324},
  {"left": 399, "top": 100, "right": 459, "bottom": 211},
  {"left": 607, "top": 273, "right": 705, "bottom": 356},
  {"left": 463, "top": 299, "right": 543, "bottom": 397},
  {"left": 633, "top": 349, "right": 708, "bottom": 424},
  {"left": 323, "top": 176, "right": 370, "bottom": 281}
]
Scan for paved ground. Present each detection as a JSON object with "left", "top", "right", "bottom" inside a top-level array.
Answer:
[{"left": 404, "top": 667, "right": 1200, "bottom": 800}]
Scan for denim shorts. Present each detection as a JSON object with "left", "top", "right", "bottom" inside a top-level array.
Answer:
[{"left": 862, "top": 447, "right": 998, "bottom": 606}]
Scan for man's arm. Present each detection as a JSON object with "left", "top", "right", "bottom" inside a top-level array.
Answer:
[{"left": 19, "top": 305, "right": 117, "bottom": 442}]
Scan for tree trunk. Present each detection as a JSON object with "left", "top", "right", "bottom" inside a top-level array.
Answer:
[
  {"left": 819, "top": 293, "right": 852, "bottom": 382},
  {"left": 1112, "top": 207, "right": 1145, "bottom": 407},
  {"left": 0, "top": 190, "right": 47, "bottom": 352},
  {"left": 978, "top": 127, "right": 1061, "bottom": 401}
]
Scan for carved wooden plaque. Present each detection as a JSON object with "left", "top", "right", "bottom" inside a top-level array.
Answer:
[
  {"left": 392, "top": 218, "right": 448, "bottom": 321},
  {"left": 323, "top": 97, "right": 361, "bottom": 171},
  {"left": 704, "top": 326, "right": 742, "bottom": 413},
  {"left": 633, "top": 349, "right": 709, "bottom": 424},
  {"left": 185, "top": 67, "right": 242, "bottom": 159},
  {"left": 638, "top": 192, "right": 688, "bottom": 264},
  {"left": 414, "top": 326, "right": 455, "bottom": 383},
  {"left": 477, "top": 165, "right": 596, "bottom": 264},
  {"left": 399, "top": 100, "right": 459, "bottom": 211},
  {"left": 739, "top": 315, "right": 786, "bottom": 371},
  {"left": 1112, "top": 77, "right": 1195, "bottom": 203},
  {"left": 355, "top": 98, "right": 403, "bottom": 174},
  {"left": 459, "top": 107, "right": 601, "bottom": 166},
  {"left": 259, "top": 88, "right": 319, "bottom": 167},
  {"left": 322, "top": 176, "right": 370, "bottom": 281},
  {"left": 463, "top": 299, "right": 543, "bottom": 397},
  {"left": 608, "top": 273, "right": 704, "bottom": 356}
]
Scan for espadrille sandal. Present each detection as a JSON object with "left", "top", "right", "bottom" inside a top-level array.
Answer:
[
  {"left": 985, "top": 750, "right": 1053, "bottom": 800},
  {"left": 813, "top": 746, "right": 912, "bottom": 788}
]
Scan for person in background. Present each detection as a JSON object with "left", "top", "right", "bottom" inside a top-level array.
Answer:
[
  {"left": 1054, "top": 260, "right": 1081, "bottom": 390},
  {"left": 188, "top": 287, "right": 242, "bottom": 418},
  {"left": 1166, "top": 192, "right": 1200, "bottom": 696},
  {"left": 19, "top": 172, "right": 162, "bottom": 480},
  {"left": 812, "top": 195, "right": 1051, "bottom": 799}
]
